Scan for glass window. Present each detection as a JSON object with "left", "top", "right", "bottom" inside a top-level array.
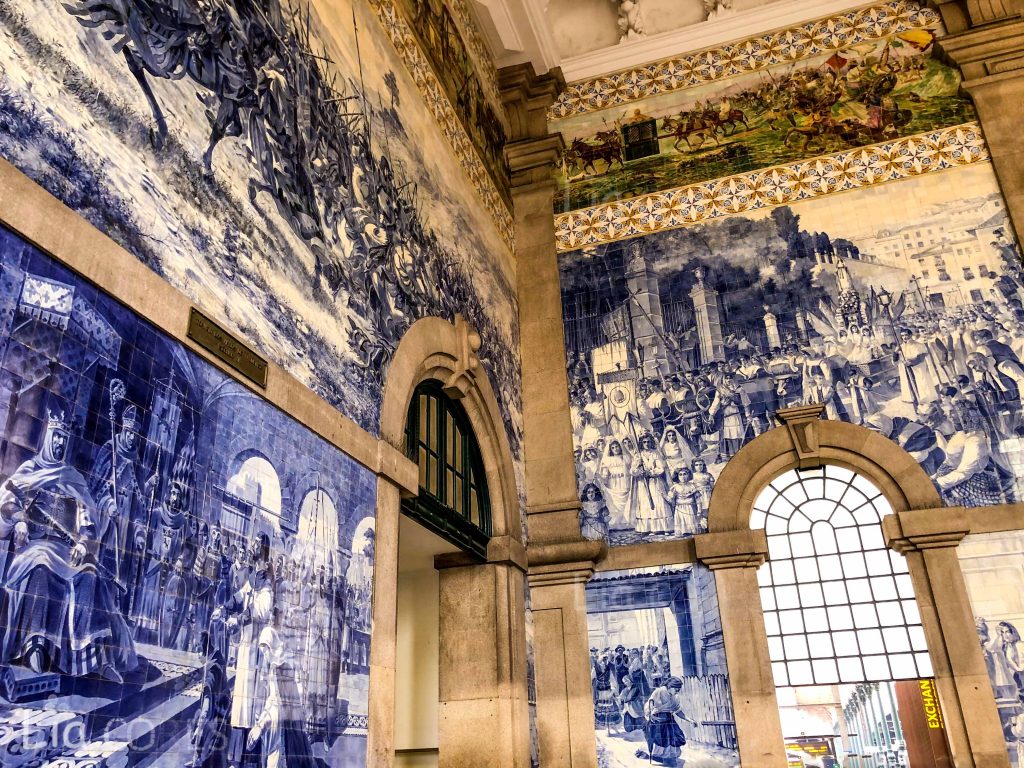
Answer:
[
  {"left": 403, "top": 381, "right": 492, "bottom": 558},
  {"left": 751, "top": 465, "right": 933, "bottom": 686}
]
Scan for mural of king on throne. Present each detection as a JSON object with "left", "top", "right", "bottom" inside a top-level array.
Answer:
[{"left": 0, "top": 225, "right": 377, "bottom": 768}]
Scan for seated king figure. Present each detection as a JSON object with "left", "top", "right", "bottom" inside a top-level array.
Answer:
[{"left": 0, "top": 409, "right": 138, "bottom": 681}]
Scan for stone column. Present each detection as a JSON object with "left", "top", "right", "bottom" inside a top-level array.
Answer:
[
  {"left": 690, "top": 266, "right": 725, "bottom": 363},
  {"left": 366, "top": 476, "right": 402, "bottom": 765},
  {"left": 695, "top": 529, "right": 788, "bottom": 767},
  {"left": 883, "top": 507, "right": 1010, "bottom": 768},
  {"left": 500, "top": 62, "right": 605, "bottom": 768},
  {"left": 932, "top": 0, "right": 1024, "bottom": 240},
  {"left": 435, "top": 546, "right": 533, "bottom": 768},
  {"left": 625, "top": 239, "right": 668, "bottom": 377}
]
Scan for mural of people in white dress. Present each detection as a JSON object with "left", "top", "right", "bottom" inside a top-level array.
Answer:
[
  {"left": 563, "top": 164, "right": 1024, "bottom": 546},
  {"left": 586, "top": 565, "right": 740, "bottom": 768},
  {"left": 0, "top": 226, "right": 376, "bottom": 767}
]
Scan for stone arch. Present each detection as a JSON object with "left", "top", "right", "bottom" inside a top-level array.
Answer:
[
  {"left": 380, "top": 315, "right": 521, "bottom": 542},
  {"left": 708, "top": 414, "right": 941, "bottom": 533}
]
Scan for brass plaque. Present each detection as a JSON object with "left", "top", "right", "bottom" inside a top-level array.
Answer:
[{"left": 187, "top": 308, "right": 268, "bottom": 388}]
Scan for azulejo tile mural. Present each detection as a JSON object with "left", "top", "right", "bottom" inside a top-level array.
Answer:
[
  {"left": 555, "top": 123, "right": 989, "bottom": 252},
  {"left": 586, "top": 564, "right": 739, "bottom": 768},
  {"left": 0, "top": 0, "right": 521, "bottom": 453},
  {"left": 551, "top": 11, "right": 974, "bottom": 214},
  {"left": 564, "top": 163, "right": 1024, "bottom": 546},
  {"left": 958, "top": 531, "right": 1024, "bottom": 766},
  {"left": 0, "top": 224, "right": 378, "bottom": 767}
]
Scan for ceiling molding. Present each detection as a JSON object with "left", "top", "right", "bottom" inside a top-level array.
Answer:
[
  {"left": 472, "top": 0, "right": 562, "bottom": 74},
  {"left": 558, "top": 0, "right": 877, "bottom": 83}
]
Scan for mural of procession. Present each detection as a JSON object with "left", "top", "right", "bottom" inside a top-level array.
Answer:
[
  {"left": 561, "top": 164, "right": 1024, "bottom": 546},
  {"left": 552, "top": 27, "right": 974, "bottom": 212},
  {"left": 587, "top": 565, "right": 740, "bottom": 768},
  {"left": 0, "top": 0, "right": 522, "bottom": 451},
  {"left": 0, "top": 226, "right": 378, "bottom": 767}
]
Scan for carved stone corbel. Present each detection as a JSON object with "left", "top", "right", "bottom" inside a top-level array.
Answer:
[
  {"left": 442, "top": 314, "right": 481, "bottom": 400},
  {"left": 774, "top": 403, "right": 825, "bottom": 469}
]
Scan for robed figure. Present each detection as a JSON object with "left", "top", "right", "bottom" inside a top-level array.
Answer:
[
  {"left": 88, "top": 404, "right": 148, "bottom": 612},
  {"left": 628, "top": 432, "right": 672, "bottom": 535},
  {"left": 0, "top": 411, "right": 137, "bottom": 680}
]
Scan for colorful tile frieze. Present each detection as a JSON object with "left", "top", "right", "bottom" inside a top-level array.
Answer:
[
  {"left": 551, "top": 11, "right": 973, "bottom": 215},
  {"left": 550, "top": 1, "right": 941, "bottom": 120},
  {"left": 554, "top": 123, "right": 988, "bottom": 252},
  {"left": 369, "top": 0, "right": 515, "bottom": 242}
]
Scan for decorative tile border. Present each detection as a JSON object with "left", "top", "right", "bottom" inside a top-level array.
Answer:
[
  {"left": 554, "top": 123, "right": 988, "bottom": 252},
  {"left": 369, "top": 0, "right": 515, "bottom": 250},
  {"left": 446, "top": 0, "right": 504, "bottom": 120},
  {"left": 550, "top": 0, "right": 940, "bottom": 121}
]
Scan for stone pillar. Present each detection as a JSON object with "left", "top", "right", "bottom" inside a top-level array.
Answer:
[
  {"left": 689, "top": 266, "right": 725, "bottom": 364},
  {"left": 883, "top": 507, "right": 1010, "bottom": 768},
  {"left": 435, "top": 548, "right": 532, "bottom": 768},
  {"left": 763, "top": 307, "right": 781, "bottom": 350},
  {"left": 366, "top": 477, "right": 402, "bottom": 765},
  {"left": 625, "top": 239, "right": 668, "bottom": 377},
  {"left": 695, "top": 529, "right": 788, "bottom": 767},
  {"left": 500, "top": 62, "right": 606, "bottom": 768},
  {"left": 933, "top": 1, "right": 1024, "bottom": 240}
]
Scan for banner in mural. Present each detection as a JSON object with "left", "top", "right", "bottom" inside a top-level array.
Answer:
[
  {"left": 0, "top": 0, "right": 521, "bottom": 453},
  {"left": 586, "top": 564, "right": 740, "bottom": 768},
  {"left": 552, "top": 26, "right": 974, "bottom": 213},
  {"left": 0, "top": 225, "right": 377, "bottom": 767},
  {"left": 562, "top": 163, "right": 1024, "bottom": 546}
]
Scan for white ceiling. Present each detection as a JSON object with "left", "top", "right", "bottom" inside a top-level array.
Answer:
[{"left": 471, "top": 0, "right": 878, "bottom": 83}]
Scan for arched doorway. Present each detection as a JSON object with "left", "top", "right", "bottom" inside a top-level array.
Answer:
[{"left": 372, "top": 316, "right": 531, "bottom": 768}]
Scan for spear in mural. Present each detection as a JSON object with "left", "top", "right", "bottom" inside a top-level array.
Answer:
[
  {"left": 625, "top": 411, "right": 655, "bottom": 511},
  {"left": 130, "top": 442, "right": 161, "bottom": 619},
  {"left": 107, "top": 377, "right": 126, "bottom": 553}
]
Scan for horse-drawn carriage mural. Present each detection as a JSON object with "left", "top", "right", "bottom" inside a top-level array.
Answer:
[{"left": 552, "top": 26, "right": 974, "bottom": 213}]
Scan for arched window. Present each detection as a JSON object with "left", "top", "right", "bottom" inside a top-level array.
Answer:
[
  {"left": 402, "top": 380, "right": 491, "bottom": 558},
  {"left": 751, "top": 465, "right": 933, "bottom": 687}
]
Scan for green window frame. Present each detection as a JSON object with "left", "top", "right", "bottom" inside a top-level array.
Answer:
[{"left": 401, "top": 380, "right": 492, "bottom": 559}]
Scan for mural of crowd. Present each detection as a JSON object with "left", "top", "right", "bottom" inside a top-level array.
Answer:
[
  {"left": 562, "top": 165, "right": 1024, "bottom": 546},
  {"left": 0, "top": 0, "right": 522, "bottom": 451},
  {"left": 0, "top": 226, "right": 377, "bottom": 767},
  {"left": 586, "top": 565, "right": 739, "bottom": 768},
  {"left": 552, "top": 27, "right": 974, "bottom": 212}
]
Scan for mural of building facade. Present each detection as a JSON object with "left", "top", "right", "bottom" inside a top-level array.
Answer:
[
  {"left": 0, "top": 0, "right": 522, "bottom": 457},
  {"left": 586, "top": 564, "right": 739, "bottom": 768},
  {"left": 552, "top": 22, "right": 973, "bottom": 213},
  {"left": 563, "top": 162, "right": 1024, "bottom": 546},
  {"left": 0, "top": 225, "right": 378, "bottom": 767},
  {"left": 959, "top": 531, "right": 1024, "bottom": 766}
]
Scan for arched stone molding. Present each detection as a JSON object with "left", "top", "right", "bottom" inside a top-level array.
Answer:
[
  {"left": 697, "top": 410, "right": 1008, "bottom": 767},
  {"left": 707, "top": 412, "right": 941, "bottom": 534},
  {"left": 370, "top": 314, "right": 531, "bottom": 768},
  {"left": 379, "top": 314, "right": 522, "bottom": 543}
]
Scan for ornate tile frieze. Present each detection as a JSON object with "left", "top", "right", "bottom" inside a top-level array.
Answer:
[
  {"left": 554, "top": 122, "right": 987, "bottom": 252},
  {"left": 369, "top": 0, "right": 515, "bottom": 249},
  {"left": 550, "top": 0, "right": 941, "bottom": 121}
]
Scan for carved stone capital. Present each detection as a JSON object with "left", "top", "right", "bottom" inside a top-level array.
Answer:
[
  {"left": 499, "top": 63, "right": 566, "bottom": 143},
  {"left": 774, "top": 403, "right": 825, "bottom": 469},
  {"left": 528, "top": 538, "right": 607, "bottom": 578},
  {"left": 505, "top": 134, "right": 566, "bottom": 192},
  {"left": 694, "top": 529, "right": 770, "bottom": 571},
  {"left": 930, "top": 0, "right": 1022, "bottom": 32},
  {"left": 882, "top": 507, "right": 971, "bottom": 553},
  {"left": 933, "top": 6, "right": 1024, "bottom": 84}
]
